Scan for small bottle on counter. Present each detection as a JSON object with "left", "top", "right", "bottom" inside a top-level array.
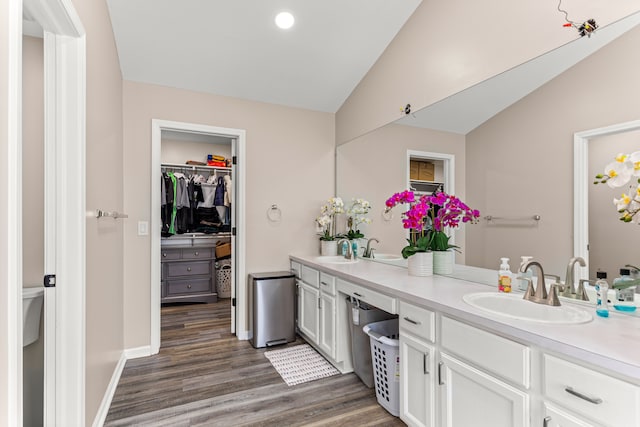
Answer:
[
  {"left": 516, "top": 256, "right": 533, "bottom": 291},
  {"left": 498, "top": 258, "right": 513, "bottom": 293},
  {"left": 595, "top": 271, "right": 609, "bottom": 318},
  {"left": 613, "top": 268, "right": 637, "bottom": 312}
]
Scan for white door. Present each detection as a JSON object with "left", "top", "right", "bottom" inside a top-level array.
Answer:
[
  {"left": 439, "top": 353, "right": 529, "bottom": 427},
  {"left": 318, "top": 292, "right": 336, "bottom": 359},
  {"left": 399, "top": 333, "right": 435, "bottom": 427},
  {"left": 297, "top": 281, "right": 319, "bottom": 344}
]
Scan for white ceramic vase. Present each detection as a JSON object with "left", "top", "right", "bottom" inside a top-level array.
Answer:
[
  {"left": 320, "top": 240, "right": 338, "bottom": 256},
  {"left": 407, "top": 251, "right": 433, "bottom": 277},
  {"left": 433, "top": 250, "right": 454, "bottom": 275}
]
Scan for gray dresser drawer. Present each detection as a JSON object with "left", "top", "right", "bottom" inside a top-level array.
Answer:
[
  {"left": 161, "top": 249, "right": 181, "bottom": 260},
  {"left": 166, "top": 278, "right": 211, "bottom": 296},
  {"left": 166, "top": 261, "right": 211, "bottom": 278},
  {"left": 182, "top": 248, "right": 213, "bottom": 259}
]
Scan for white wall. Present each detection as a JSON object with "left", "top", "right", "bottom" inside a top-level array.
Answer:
[
  {"left": 122, "top": 81, "right": 335, "bottom": 347},
  {"left": 465, "top": 25, "right": 640, "bottom": 277},
  {"left": 336, "top": 1, "right": 640, "bottom": 145}
]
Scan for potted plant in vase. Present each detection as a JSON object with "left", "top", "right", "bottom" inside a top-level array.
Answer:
[
  {"left": 424, "top": 192, "right": 480, "bottom": 275},
  {"left": 385, "top": 190, "right": 434, "bottom": 276},
  {"left": 316, "top": 197, "right": 344, "bottom": 256},
  {"left": 343, "top": 198, "right": 372, "bottom": 255}
]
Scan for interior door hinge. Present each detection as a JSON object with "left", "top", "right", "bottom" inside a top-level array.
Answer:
[
  {"left": 232, "top": 156, "right": 237, "bottom": 165},
  {"left": 44, "top": 274, "right": 56, "bottom": 288},
  {"left": 232, "top": 227, "right": 236, "bottom": 236},
  {"left": 231, "top": 297, "right": 236, "bottom": 307}
]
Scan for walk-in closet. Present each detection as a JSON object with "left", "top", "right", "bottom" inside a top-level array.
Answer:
[{"left": 160, "top": 129, "right": 237, "bottom": 335}]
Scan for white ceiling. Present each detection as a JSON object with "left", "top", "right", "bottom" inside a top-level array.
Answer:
[{"left": 106, "top": 0, "right": 422, "bottom": 113}]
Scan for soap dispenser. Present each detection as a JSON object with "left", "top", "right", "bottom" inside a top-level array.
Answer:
[
  {"left": 516, "top": 256, "right": 533, "bottom": 291},
  {"left": 498, "top": 258, "right": 513, "bottom": 293}
]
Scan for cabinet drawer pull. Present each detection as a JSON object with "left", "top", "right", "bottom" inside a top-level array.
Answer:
[
  {"left": 404, "top": 316, "right": 421, "bottom": 325},
  {"left": 564, "top": 386, "right": 603, "bottom": 405},
  {"left": 543, "top": 416, "right": 551, "bottom": 427},
  {"left": 162, "top": 252, "right": 167, "bottom": 257},
  {"left": 194, "top": 251, "right": 199, "bottom": 256},
  {"left": 187, "top": 284, "right": 192, "bottom": 289},
  {"left": 353, "top": 292, "right": 363, "bottom": 298},
  {"left": 423, "top": 353, "right": 429, "bottom": 375},
  {"left": 321, "top": 281, "right": 329, "bottom": 286},
  {"left": 187, "top": 267, "right": 192, "bottom": 272}
]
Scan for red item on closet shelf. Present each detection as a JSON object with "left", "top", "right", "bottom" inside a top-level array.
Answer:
[{"left": 207, "top": 161, "right": 227, "bottom": 167}]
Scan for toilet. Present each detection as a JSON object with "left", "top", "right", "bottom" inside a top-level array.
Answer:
[{"left": 22, "top": 287, "right": 44, "bottom": 347}]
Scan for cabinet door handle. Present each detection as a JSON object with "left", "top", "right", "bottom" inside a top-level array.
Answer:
[
  {"left": 318, "top": 298, "right": 322, "bottom": 309},
  {"left": 423, "top": 353, "right": 430, "bottom": 375},
  {"left": 404, "top": 316, "right": 421, "bottom": 325},
  {"left": 543, "top": 416, "right": 551, "bottom": 427},
  {"left": 187, "top": 267, "right": 192, "bottom": 272},
  {"left": 353, "top": 292, "right": 363, "bottom": 298},
  {"left": 564, "top": 386, "right": 603, "bottom": 404},
  {"left": 438, "top": 362, "right": 444, "bottom": 385}
]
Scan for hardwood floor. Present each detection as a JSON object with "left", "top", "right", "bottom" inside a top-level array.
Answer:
[{"left": 104, "top": 300, "right": 405, "bottom": 426}]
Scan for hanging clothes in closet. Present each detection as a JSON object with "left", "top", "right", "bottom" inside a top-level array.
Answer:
[{"left": 161, "top": 168, "right": 232, "bottom": 237}]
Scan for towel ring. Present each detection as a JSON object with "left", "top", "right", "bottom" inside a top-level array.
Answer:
[{"left": 267, "top": 204, "right": 282, "bottom": 222}]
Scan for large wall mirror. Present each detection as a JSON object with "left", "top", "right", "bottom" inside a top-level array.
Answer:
[{"left": 336, "top": 12, "right": 640, "bottom": 294}]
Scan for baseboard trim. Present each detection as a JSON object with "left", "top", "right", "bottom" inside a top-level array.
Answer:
[
  {"left": 91, "top": 352, "right": 126, "bottom": 427},
  {"left": 91, "top": 345, "right": 152, "bottom": 426},
  {"left": 236, "top": 330, "right": 251, "bottom": 341},
  {"left": 124, "top": 345, "right": 152, "bottom": 359}
]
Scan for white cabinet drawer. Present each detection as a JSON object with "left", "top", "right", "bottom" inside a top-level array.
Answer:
[
  {"left": 301, "top": 265, "right": 319, "bottom": 288},
  {"left": 336, "top": 279, "right": 397, "bottom": 314},
  {"left": 543, "top": 354, "right": 640, "bottom": 427},
  {"left": 399, "top": 300, "right": 435, "bottom": 343},
  {"left": 441, "top": 316, "right": 530, "bottom": 388},
  {"left": 543, "top": 402, "right": 595, "bottom": 427},
  {"left": 319, "top": 272, "right": 336, "bottom": 295}
]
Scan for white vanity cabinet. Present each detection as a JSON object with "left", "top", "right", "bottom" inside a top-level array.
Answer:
[
  {"left": 438, "top": 316, "right": 530, "bottom": 427},
  {"left": 293, "top": 263, "right": 347, "bottom": 370},
  {"left": 399, "top": 301, "right": 436, "bottom": 427}
]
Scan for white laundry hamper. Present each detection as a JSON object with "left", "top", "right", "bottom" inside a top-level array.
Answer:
[
  {"left": 216, "top": 263, "right": 232, "bottom": 298},
  {"left": 363, "top": 318, "right": 400, "bottom": 417}
]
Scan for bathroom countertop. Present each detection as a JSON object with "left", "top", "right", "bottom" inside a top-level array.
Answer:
[{"left": 290, "top": 253, "right": 640, "bottom": 385}]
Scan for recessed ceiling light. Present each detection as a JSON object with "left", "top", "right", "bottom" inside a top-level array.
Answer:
[{"left": 275, "top": 11, "right": 295, "bottom": 30}]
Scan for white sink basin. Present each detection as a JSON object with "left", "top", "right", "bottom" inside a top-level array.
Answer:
[
  {"left": 315, "top": 256, "right": 359, "bottom": 264},
  {"left": 371, "top": 253, "right": 402, "bottom": 261},
  {"left": 463, "top": 292, "right": 593, "bottom": 324}
]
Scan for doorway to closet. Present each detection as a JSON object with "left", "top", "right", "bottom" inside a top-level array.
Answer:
[{"left": 151, "top": 120, "right": 246, "bottom": 355}]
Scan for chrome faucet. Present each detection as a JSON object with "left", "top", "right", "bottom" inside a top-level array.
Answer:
[
  {"left": 561, "top": 257, "right": 588, "bottom": 301},
  {"left": 521, "top": 261, "right": 561, "bottom": 306},
  {"left": 336, "top": 238, "right": 355, "bottom": 260},
  {"left": 363, "top": 238, "right": 379, "bottom": 258}
]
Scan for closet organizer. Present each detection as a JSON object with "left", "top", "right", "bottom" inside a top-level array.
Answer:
[{"left": 160, "top": 163, "right": 233, "bottom": 304}]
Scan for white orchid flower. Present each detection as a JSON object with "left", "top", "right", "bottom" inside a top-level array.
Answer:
[
  {"left": 604, "top": 159, "right": 633, "bottom": 188},
  {"left": 614, "top": 193, "right": 631, "bottom": 211},
  {"left": 629, "top": 151, "right": 640, "bottom": 177}
]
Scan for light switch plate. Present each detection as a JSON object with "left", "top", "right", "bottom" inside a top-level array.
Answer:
[{"left": 138, "top": 221, "right": 149, "bottom": 236}]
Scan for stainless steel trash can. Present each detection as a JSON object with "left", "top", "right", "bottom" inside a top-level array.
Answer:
[
  {"left": 349, "top": 298, "right": 396, "bottom": 388},
  {"left": 249, "top": 272, "right": 296, "bottom": 349}
]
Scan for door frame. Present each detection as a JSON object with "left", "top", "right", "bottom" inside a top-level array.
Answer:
[
  {"left": 574, "top": 119, "right": 640, "bottom": 283},
  {"left": 150, "top": 119, "right": 247, "bottom": 354},
  {"left": 5, "top": 0, "right": 86, "bottom": 425}
]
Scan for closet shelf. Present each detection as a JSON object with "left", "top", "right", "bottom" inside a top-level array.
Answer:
[{"left": 161, "top": 162, "right": 231, "bottom": 173}]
